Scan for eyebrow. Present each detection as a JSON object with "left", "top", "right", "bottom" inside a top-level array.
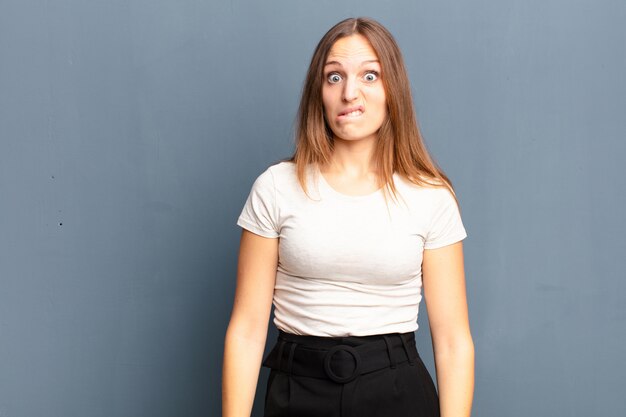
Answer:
[{"left": 324, "top": 59, "right": 380, "bottom": 67}]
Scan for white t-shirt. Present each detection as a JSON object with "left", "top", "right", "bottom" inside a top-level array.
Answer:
[{"left": 236, "top": 161, "right": 468, "bottom": 337}]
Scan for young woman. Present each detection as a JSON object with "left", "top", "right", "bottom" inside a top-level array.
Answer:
[{"left": 223, "top": 17, "right": 474, "bottom": 417}]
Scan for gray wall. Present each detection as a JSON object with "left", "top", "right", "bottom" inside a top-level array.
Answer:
[{"left": 1, "top": 1, "right": 624, "bottom": 416}]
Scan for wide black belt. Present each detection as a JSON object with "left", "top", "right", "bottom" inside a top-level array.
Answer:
[{"left": 262, "top": 330, "right": 418, "bottom": 384}]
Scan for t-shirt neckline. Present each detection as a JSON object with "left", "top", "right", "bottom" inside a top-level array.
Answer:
[{"left": 315, "top": 166, "right": 389, "bottom": 201}]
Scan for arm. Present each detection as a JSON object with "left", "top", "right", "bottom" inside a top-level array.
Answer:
[
  {"left": 222, "top": 229, "right": 279, "bottom": 417},
  {"left": 422, "top": 241, "right": 474, "bottom": 417}
]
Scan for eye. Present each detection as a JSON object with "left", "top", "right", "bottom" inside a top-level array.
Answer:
[
  {"left": 327, "top": 73, "right": 342, "bottom": 84},
  {"left": 364, "top": 71, "right": 379, "bottom": 82}
]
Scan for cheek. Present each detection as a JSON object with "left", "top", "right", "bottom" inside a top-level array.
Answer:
[
  {"left": 377, "top": 96, "right": 388, "bottom": 118},
  {"left": 366, "top": 85, "right": 386, "bottom": 108},
  {"left": 372, "top": 92, "right": 387, "bottom": 117},
  {"left": 321, "top": 91, "right": 332, "bottom": 115},
  {"left": 375, "top": 89, "right": 387, "bottom": 107}
]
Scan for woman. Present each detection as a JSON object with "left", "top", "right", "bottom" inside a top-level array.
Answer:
[{"left": 223, "top": 17, "right": 474, "bottom": 417}]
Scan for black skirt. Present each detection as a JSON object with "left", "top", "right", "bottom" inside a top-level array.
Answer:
[{"left": 261, "top": 329, "right": 440, "bottom": 417}]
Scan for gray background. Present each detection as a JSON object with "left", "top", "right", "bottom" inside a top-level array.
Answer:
[{"left": 1, "top": 0, "right": 624, "bottom": 416}]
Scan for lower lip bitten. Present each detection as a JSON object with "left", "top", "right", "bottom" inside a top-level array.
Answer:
[{"left": 338, "top": 110, "right": 363, "bottom": 120}]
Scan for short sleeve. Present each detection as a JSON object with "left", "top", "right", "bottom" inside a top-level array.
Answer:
[
  {"left": 424, "top": 187, "right": 468, "bottom": 249},
  {"left": 236, "top": 167, "right": 280, "bottom": 238}
]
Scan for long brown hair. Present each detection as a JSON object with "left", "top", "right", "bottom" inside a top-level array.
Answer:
[{"left": 278, "top": 17, "right": 461, "bottom": 210}]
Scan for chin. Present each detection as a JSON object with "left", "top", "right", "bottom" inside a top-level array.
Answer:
[{"left": 332, "top": 130, "right": 378, "bottom": 142}]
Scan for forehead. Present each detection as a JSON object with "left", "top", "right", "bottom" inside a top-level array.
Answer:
[{"left": 326, "top": 34, "right": 379, "bottom": 62}]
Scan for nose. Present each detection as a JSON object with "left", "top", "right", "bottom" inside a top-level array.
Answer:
[{"left": 342, "top": 76, "right": 359, "bottom": 102}]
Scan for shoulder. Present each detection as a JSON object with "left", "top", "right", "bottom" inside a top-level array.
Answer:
[
  {"left": 245, "top": 161, "right": 301, "bottom": 203},
  {"left": 394, "top": 174, "right": 452, "bottom": 199},
  {"left": 250, "top": 161, "right": 293, "bottom": 185},
  {"left": 393, "top": 175, "right": 461, "bottom": 217},
  {"left": 267, "top": 160, "right": 295, "bottom": 176},
  {"left": 264, "top": 160, "right": 301, "bottom": 190}
]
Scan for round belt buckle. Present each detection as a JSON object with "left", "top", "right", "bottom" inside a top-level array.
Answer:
[{"left": 323, "top": 345, "right": 362, "bottom": 384}]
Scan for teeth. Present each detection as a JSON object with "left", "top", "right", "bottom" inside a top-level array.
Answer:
[{"left": 343, "top": 110, "right": 363, "bottom": 117}]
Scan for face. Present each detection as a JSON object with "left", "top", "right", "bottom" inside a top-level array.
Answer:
[{"left": 322, "top": 34, "right": 387, "bottom": 143}]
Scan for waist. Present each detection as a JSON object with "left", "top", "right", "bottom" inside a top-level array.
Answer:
[
  {"left": 270, "top": 283, "right": 421, "bottom": 336},
  {"left": 277, "top": 329, "right": 415, "bottom": 347},
  {"left": 262, "top": 330, "right": 420, "bottom": 384}
]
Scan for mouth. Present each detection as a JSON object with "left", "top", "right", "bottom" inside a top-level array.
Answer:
[{"left": 337, "top": 106, "right": 364, "bottom": 120}]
